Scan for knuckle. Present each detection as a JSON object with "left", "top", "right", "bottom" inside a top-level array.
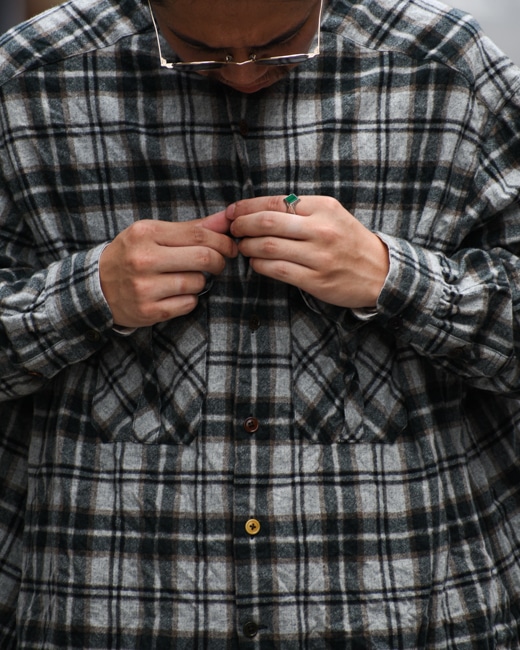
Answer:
[
  {"left": 174, "top": 275, "right": 189, "bottom": 295},
  {"left": 319, "top": 225, "right": 337, "bottom": 244},
  {"left": 127, "top": 276, "right": 147, "bottom": 297},
  {"left": 156, "top": 307, "right": 174, "bottom": 322},
  {"left": 189, "top": 224, "right": 207, "bottom": 245},
  {"left": 176, "top": 295, "right": 199, "bottom": 317},
  {"left": 269, "top": 196, "right": 283, "bottom": 211},
  {"left": 321, "top": 195, "right": 340, "bottom": 212},
  {"left": 272, "top": 260, "right": 291, "bottom": 279},
  {"left": 195, "top": 248, "right": 213, "bottom": 269},
  {"left": 134, "top": 301, "right": 156, "bottom": 323},
  {"left": 126, "top": 251, "right": 153, "bottom": 274},
  {"left": 259, "top": 213, "right": 277, "bottom": 230},
  {"left": 260, "top": 237, "right": 278, "bottom": 256},
  {"left": 127, "top": 219, "right": 155, "bottom": 241},
  {"left": 176, "top": 273, "right": 203, "bottom": 296}
]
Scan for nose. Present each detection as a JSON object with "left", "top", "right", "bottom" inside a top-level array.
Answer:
[{"left": 214, "top": 49, "right": 269, "bottom": 90}]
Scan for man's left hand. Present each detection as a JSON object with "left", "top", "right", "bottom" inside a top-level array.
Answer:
[{"left": 226, "top": 195, "right": 389, "bottom": 309}]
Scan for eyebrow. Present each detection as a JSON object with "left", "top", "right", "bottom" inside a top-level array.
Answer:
[{"left": 166, "top": 16, "right": 310, "bottom": 51}]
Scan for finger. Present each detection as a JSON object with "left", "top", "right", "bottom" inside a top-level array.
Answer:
[
  {"left": 231, "top": 211, "right": 308, "bottom": 240},
  {"left": 248, "top": 257, "right": 315, "bottom": 291},
  {"left": 127, "top": 293, "right": 201, "bottom": 327},
  {"left": 140, "top": 271, "right": 209, "bottom": 303},
  {"left": 155, "top": 294, "right": 201, "bottom": 322},
  {"left": 238, "top": 236, "right": 316, "bottom": 269},
  {"left": 141, "top": 245, "right": 230, "bottom": 276},
  {"left": 130, "top": 219, "right": 237, "bottom": 258},
  {"left": 226, "top": 195, "right": 315, "bottom": 220},
  {"left": 102, "top": 268, "right": 205, "bottom": 328}
]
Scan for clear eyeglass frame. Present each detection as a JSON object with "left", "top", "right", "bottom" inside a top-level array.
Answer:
[{"left": 147, "top": 0, "right": 322, "bottom": 72}]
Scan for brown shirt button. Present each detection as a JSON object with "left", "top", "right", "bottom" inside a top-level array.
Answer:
[
  {"left": 243, "top": 417, "right": 259, "bottom": 433},
  {"left": 245, "top": 519, "right": 261, "bottom": 535},
  {"left": 239, "top": 120, "right": 249, "bottom": 137}
]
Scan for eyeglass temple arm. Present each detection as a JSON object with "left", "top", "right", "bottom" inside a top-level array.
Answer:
[{"left": 147, "top": 0, "right": 173, "bottom": 68}]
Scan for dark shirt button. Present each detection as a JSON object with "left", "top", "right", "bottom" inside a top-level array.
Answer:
[
  {"left": 243, "top": 417, "right": 259, "bottom": 433},
  {"left": 449, "top": 346, "right": 468, "bottom": 359},
  {"left": 388, "top": 316, "right": 404, "bottom": 331},
  {"left": 249, "top": 313, "right": 260, "bottom": 331},
  {"left": 85, "top": 329, "right": 102, "bottom": 342},
  {"left": 27, "top": 370, "right": 43, "bottom": 378},
  {"left": 239, "top": 120, "right": 249, "bottom": 137},
  {"left": 243, "top": 621, "right": 259, "bottom": 638}
]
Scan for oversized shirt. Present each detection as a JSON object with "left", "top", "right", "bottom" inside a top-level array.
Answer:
[{"left": 1, "top": 0, "right": 520, "bottom": 647}]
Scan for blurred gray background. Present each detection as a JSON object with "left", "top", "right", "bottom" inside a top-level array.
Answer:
[
  {"left": 1, "top": 0, "right": 520, "bottom": 65},
  {"left": 452, "top": 0, "right": 520, "bottom": 64}
]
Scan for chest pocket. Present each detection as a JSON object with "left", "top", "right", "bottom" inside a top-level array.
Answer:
[
  {"left": 92, "top": 310, "right": 207, "bottom": 444},
  {"left": 291, "top": 294, "right": 408, "bottom": 444}
]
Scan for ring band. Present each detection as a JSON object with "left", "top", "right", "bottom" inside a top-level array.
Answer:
[{"left": 284, "top": 193, "right": 300, "bottom": 214}]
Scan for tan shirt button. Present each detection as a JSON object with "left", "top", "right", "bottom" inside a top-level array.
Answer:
[{"left": 245, "top": 519, "right": 261, "bottom": 535}]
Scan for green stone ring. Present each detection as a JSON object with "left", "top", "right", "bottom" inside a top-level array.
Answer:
[{"left": 283, "top": 193, "right": 301, "bottom": 214}]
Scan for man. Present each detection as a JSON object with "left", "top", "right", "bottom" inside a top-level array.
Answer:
[{"left": 1, "top": 0, "right": 519, "bottom": 646}]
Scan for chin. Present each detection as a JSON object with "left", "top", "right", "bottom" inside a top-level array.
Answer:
[{"left": 208, "top": 67, "right": 290, "bottom": 93}]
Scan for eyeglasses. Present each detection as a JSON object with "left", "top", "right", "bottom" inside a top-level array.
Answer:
[{"left": 148, "top": 0, "right": 322, "bottom": 72}]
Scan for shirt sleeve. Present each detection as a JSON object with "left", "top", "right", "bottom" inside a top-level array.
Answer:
[
  {"left": 375, "top": 226, "right": 520, "bottom": 391},
  {"left": 0, "top": 188, "right": 114, "bottom": 400},
  {"left": 369, "top": 51, "right": 520, "bottom": 392}
]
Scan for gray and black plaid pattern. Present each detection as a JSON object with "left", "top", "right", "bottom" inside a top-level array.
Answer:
[{"left": 1, "top": 0, "right": 520, "bottom": 646}]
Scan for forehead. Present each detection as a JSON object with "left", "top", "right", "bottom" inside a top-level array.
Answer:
[{"left": 153, "top": 0, "right": 317, "bottom": 50}]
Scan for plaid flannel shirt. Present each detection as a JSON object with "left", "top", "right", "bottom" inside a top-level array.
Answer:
[{"left": 1, "top": 0, "right": 520, "bottom": 646}]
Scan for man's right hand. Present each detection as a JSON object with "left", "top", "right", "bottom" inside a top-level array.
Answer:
[{"left": 99, "top": 210, "right": 237, "bottom": 328}]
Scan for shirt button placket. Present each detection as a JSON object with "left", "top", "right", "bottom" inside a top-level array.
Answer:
[
  {"left": 235, "top": 422, "right": 265, "bottom": 639},
  {"left": 233, "top": 267, "right": 269, "bottom": 640}
]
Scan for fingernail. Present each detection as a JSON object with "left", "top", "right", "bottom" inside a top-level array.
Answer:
[{"left": 225, "top": 203, "right": 236, "bottom": 219}]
